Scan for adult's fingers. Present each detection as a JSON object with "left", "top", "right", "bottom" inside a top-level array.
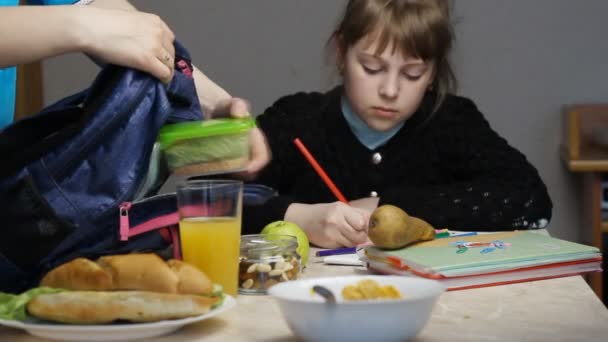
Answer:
[
  {"left": 157, "top": 48, "right": 174, "bottom": 70},
  {"left": 160, "top": 19, "right": 175, "bottom": 43},
  {"left": 156, "top": 18, "right": 175, "bottom": 81},
  {"left": 246, "top": 128, "right": 271, "bottom": 173},
  {"left": 149, "top": 54, "right": 174, "bottom": 84},
  {"left": 229, "top": 98, "right": 251, "bottom": 118},
  {"left": 161, "top": 32, "right": 175, "bottom": 66},
  {"left": 212, "top": 98, "right": 251, "bottom": 119}
]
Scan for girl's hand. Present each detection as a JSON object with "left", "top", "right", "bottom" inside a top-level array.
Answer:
[
  {"left": 349, "top": 197, "right": 380, "bottom": 213},
  {"left": 77, "top": 7, "right": 176, "bottom": 83},
  {"left": 285, "top": 202, "right": 371, "bottom": 248}
]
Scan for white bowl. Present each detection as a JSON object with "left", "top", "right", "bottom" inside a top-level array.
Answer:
[{"left": 268, "top": 275, "right": 445, "bottom": 342}]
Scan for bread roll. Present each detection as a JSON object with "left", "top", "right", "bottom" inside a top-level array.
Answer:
[
  {"left": 40, "top": 258, "right": 112, "bottom": 291},
  {"left": 167, "top": 259, "right": 213, "bottom": 295},
  {"left": 39, "top": 253, "right": 214, "bottom": 295},
  {"left": 97, "top": 254, "right": 179, "bottom": 293},
  {"left": 27, "top": 291, "right": 218, "bottom": 324}
]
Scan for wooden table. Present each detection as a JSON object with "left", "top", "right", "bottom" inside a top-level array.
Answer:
[{"left": 2, "top": 248, "right": 608, "bottom": 342}]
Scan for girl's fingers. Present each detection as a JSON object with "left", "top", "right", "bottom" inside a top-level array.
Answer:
[
  {"left": 335, "top": 230, "right": 355, "bottom": 248},
  {"left": 344, "top": 209, "right": 368, "bottom": 232}
]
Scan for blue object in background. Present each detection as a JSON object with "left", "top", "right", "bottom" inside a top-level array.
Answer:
[
  {"left": 0, "top": 0, "right": 18, "bottom": 129},
  {"left": 243, "top": 184, "right": 278, "bottom": 206},
  {"left": 0, "top": 67, "right": 16, "bottom": 129},
  {"left": 0, "top": 0, "right": 78, "bottom": 129}
]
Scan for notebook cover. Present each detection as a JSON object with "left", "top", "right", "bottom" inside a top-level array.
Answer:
[
  {"left": 364, "top": 257, "right": 602, "bottom": 291},
  {"left": 364, "top": 231, "right": 601, "bottom": 276}
]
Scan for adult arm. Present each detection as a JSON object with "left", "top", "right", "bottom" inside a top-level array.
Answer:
[
  {"left": 0, "top": 4, "right": 175, "bottom": 82},
  {"left": 88, "top": 0, "right": 254, "bottom": 120}
]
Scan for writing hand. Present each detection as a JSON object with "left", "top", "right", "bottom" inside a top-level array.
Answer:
[{"left": 285, "top": 202, "right": 371, "bottom": 248}]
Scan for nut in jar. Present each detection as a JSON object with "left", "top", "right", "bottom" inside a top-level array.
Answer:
[{"left": 239, "top": 234, "right": 302, "bottom": 294}]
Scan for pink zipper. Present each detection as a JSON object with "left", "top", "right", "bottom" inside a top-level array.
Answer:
[
  {"left": 120, "top": 202, "right": 180, "bottom": 240},
  {"left": 176, "top": 60, "right": 193, "bottom": 78},
  {"left": 119, "top": 202, "right": 182, "bottom": 260},
  {"left": 119, "top": 202, "right": 132, "bottom": 241}
]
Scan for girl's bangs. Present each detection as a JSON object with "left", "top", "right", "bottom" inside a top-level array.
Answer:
[
  {"left": 369, "top": 12, "right": 447, "bottom": 61},
  {"left": 364, "top": 3, "right": 448, "bottom": 61}
]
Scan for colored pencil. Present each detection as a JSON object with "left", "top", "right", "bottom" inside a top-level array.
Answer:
[
  {"left": 315, "top": 247, "right": 357, "bottom": 257},
  {"left": 293, "top": 138, "right": 348, "bottom": 203}
]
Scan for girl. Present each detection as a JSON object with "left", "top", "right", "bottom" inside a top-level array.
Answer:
[{"left": 243, "top": 0, "right": 552, "bottom": 248}]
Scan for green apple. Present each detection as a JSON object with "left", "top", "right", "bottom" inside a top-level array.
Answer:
[{"left": 261, "top": 221, "right": 310, "bottom": 266}]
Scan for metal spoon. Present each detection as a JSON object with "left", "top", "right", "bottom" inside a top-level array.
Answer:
[{"left": 312, "top": 285, "right": 336, "bottom": 304}]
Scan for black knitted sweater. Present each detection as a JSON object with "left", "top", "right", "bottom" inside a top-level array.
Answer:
[{"left": 242, "top": 86, "right": 552, "bottom": 234}]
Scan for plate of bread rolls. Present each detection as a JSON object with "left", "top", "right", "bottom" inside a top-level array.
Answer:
[{"left": 0, "top": 253, "right": 235, "bottom": 341}]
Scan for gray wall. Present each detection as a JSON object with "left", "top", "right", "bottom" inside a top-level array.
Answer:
[{"left": 42, "top": 0, "right": 608, "bottom": 242}]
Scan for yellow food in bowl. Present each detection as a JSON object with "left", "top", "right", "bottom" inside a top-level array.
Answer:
[{"left": 342, "top": 279, "right": 402, "bottom": 300}]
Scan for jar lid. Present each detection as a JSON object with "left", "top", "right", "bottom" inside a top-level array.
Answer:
[
  {"left": 158, "top": 118, "right": 255, "bottom": 150},
  {"left": 240, "top": 234, "right": 298, "bottom": 259}
]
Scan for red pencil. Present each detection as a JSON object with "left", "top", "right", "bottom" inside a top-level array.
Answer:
[{"left": 293, "top": 138, "right": 348, "bottom": 203}]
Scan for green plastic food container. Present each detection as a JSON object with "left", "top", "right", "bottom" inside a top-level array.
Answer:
[{"left": 158, "top": 118, "right": 255, "bottom": 176}]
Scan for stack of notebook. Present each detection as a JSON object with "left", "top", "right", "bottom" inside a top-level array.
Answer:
[{"left": 360, "top": 231, "right": 602, "bottom": 290}]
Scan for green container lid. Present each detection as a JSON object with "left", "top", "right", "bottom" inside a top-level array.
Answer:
[{"left": 158, "top": 118, "right": 255, "bottom": 150}]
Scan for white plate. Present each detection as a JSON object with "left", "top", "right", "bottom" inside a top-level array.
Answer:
[{"left": 0, "top": 295, "right": 236, "bottom": 341}]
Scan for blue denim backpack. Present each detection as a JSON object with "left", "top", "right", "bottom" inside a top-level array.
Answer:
[{"left": 0, "top": 42, "right": 204, "bottom": 293}]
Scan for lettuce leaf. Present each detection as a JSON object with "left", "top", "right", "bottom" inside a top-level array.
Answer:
[
  {"left": 165, "top": 134, "right": 247, "bottom": 169},
  {"left": 210, "top": 283, "right": 225, "bottom": 309},
  {"left": 0, "top": 287, "right": 64, "bottom": 321}
]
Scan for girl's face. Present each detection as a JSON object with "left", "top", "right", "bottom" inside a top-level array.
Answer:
[{"left": 342, "top": 35, "right": 435, "bottom": 132}]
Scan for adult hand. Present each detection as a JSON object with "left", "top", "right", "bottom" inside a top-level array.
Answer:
[
  {"left": 78, "top": 7, "right": 176, "bottom": 83},
  {"left": 285, "top": 202, "right": 371, "bottom": 248},
  {"left": 232, "top": 127, "right": 272, "bottom": 180},
  {"left": 210, "top": 97, "right": 251, "bottom": 119},
  {"left": 204, "top": 95, "right": 271, "bottom": 179}
]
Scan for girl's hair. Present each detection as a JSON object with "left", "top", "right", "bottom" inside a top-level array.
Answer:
[{"left": 329, "top": 0, "right": 456, "bottom": 113}]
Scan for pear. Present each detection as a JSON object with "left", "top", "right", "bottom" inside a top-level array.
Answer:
[{"left": 368, "top": 205, "right": 435, "bottom": 249}]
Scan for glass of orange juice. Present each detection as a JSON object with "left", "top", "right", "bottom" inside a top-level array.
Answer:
[{"left": 177, "top": 179, "right": 243, "bottom": 296}]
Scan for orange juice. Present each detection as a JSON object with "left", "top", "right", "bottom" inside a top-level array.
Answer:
[{"left": 179, "top": 216, "right": 241, "bottom": 296}]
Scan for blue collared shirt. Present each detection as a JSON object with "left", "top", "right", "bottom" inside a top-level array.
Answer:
[{"left": 340, "top": 96, "right": 404, "bottom": 150}]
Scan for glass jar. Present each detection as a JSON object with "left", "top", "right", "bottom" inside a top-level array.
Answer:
[{"left": 239, "top": 234, "right": 302, "bottom": 294}]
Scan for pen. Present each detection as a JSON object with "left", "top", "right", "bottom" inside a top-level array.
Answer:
[
  {"left": 434, "top": 231, "right": 478, "bottom": 239},
  {"left": 449, "top": 232, "right": 478, "bottom": 238},
  {"left": 316, "top": 247, "right": 357, "bottom": 257},
  {"left": 455, "top": 242, "right": 493, "bottom": 248}
]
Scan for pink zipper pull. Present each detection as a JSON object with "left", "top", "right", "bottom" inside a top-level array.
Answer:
[
  {"left": 176, "top": 60, "right": 193, "bottom": 78},
  {"left": 119, "top": 202, "right": 132, "bottom": 241}
]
